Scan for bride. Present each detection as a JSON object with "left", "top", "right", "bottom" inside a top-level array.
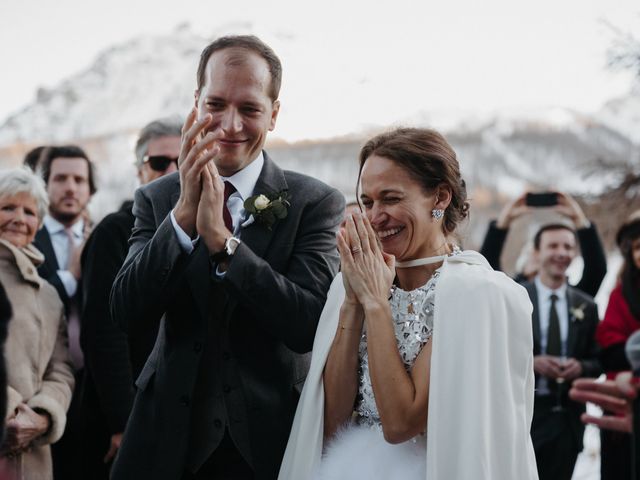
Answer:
[{"left": 279, "top": 128, "right": 538, "bottom": 479}]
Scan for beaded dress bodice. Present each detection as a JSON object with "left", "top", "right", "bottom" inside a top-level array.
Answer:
[{"left": 354, "top": 247, "right": 460, "bottom": 428}]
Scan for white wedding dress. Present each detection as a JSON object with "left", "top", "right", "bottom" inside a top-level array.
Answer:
[
  {"left": 313, "top": 264, "right": 445, "bottom": 479},
  {"left": 278, "top": 250, "right": 539, "bottom": 480}
]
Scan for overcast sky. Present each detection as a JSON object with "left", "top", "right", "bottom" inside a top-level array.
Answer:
[{"left": 1, "top": 0, "right": 638, "bottom": 140}]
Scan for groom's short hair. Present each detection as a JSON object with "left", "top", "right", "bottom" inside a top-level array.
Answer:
[{"left": 196, "top": 35, "right": 282, "bottom": 102}]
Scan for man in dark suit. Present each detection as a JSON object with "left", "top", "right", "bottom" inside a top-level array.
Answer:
[
  {"left": 110, "top": 35, "right": 344, "bottom": 480},
  {"left": 33, "top": 145, "right": 96, "bottom": 480},
  {"left": 523, "top": 223, "right": 601, "bottom": 480},
  {"left": 79, "top": 117, "right": 181, "bottom": 479}
]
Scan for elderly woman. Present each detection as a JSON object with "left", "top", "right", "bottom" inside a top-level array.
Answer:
[
  {"left": 279, "top": 128, "right": 538, "bottom": 479},
  {"left": 0, "top": 168, "right": 74, "bottom": 480}
]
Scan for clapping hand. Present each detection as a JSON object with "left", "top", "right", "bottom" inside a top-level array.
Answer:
[
  {"left": 197, "top": 159, "right": 232, "bottom": 255},
  {"left": 173, "top": 108, "right": 220, "bottom": 238},
  {"left": 337, "top": 213, "right": 395, "bottom": 310}
]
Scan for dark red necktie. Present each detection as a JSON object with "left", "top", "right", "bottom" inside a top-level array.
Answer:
[{"left": 223, "top": 181, "right": 237, "bottom": 232}]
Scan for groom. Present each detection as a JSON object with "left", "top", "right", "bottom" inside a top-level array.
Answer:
[{"left": 110, "top": 35, "right": 344, "bottom": 480}]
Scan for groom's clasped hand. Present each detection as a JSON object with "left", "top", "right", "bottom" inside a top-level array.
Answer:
[{"left": 173, "top": 108, "right": 231, "bottom": 257}]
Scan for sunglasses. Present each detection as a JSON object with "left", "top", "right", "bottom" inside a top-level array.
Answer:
[{"left": 143, "top": 155, "right": 178, "bottom": 172}]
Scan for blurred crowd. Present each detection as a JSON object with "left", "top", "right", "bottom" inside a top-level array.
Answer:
[
  {"left": 0, "top": 118, "right": 181, "bottom": 480},
  {"left": 0, "top": 121, "right": 638, "bottom": 480}
]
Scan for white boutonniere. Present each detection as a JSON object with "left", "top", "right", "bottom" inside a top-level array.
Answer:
[
  {"left": 244, "top": 190, "right": 290, "bottom": 230},
  {"left": 570, "top": 303, "right": 586, "bottom": 322}
]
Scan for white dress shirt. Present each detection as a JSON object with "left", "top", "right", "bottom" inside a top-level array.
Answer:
[
  {"left": 170, "top": 152, "right": 265, "bottom": 254},
  {"left": 534, "top": 275, "right": 569, "bottom": 395},
  {"left": 42, "top": 215, "right": 84, "bottom": 297}
]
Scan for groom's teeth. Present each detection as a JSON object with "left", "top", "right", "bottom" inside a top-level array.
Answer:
[{"left": 378, "top": 227, "right": 402, "bottom": 239}]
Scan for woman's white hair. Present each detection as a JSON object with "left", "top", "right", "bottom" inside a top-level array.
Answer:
[{"left": 0, "top": 167, "right": 49, "bottom": 224}]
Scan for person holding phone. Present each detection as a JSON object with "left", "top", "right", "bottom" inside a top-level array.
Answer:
[{"left": 480, "top": 190, "right": 606, "bottom": 296}]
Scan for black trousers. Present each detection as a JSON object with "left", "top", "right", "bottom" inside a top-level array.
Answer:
[
  {"left": 182, "top": 430, "right": 254, "bottom": 480},
  {"left": 601, "top": 429, "right": 632, "bottom": 480},
  {"left": 531, "top": 396, "right": 580, "bottom": 480},
  {"left": 52, "top": 369, "right": 84, "bottom": 480}
]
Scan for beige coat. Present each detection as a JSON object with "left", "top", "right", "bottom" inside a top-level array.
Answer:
[{"left": 0, "top": 239, "right": 74, "bottom": 480}]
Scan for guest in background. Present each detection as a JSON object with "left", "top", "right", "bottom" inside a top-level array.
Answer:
[
  {"left": 34, "top": 145, "right": 97, "bottom": 480},
  {"left": 79, "top": 117, "right": 181, "bottom": 479},
  {"left": 480, "top": 190, "right": 606, "bottom": 296},
  {"left": 0, "top": 168, "right": 74, "bottom": 480},
  {"left": 594, "top": 210, "right": 640, "bottom": 480},
  {"left": 522, "top": 223, "right": 601, "bottom": 480}
]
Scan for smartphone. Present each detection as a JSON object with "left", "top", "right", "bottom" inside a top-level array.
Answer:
[{"left": 526, "top": 192, "right": 558, "bottom": 207}]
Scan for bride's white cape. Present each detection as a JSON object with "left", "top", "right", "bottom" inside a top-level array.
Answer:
[{"left": 278, "top": 251, "right": 539, "bottom": 479}]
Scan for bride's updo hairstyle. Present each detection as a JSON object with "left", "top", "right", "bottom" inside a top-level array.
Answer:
[{"left": 357, "top": 127, "right": 470, "bottom": 235}]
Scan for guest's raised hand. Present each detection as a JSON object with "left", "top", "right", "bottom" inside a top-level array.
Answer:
[
  {"left": 197, "top": 158, "right": 230, "bottom": 256},
  {"left": 496, "top": 193, "right": 530, "bottom": 229},
  {"left": 173, "top": 108, "right": 218, "bottom": 237},
  {"left": 554, "top": 192, "right": 589, "bottom": 229}
]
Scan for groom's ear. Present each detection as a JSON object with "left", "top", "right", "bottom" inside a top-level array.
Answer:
[{"left": 269, "top": 100, "right": 280, "bottom": 131}]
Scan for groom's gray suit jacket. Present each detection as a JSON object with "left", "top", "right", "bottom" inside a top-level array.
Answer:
[{"left": 109, "top": 152, "right": 343, "bottom": 480}]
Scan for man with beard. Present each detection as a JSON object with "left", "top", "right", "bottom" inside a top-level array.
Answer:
[
  {"left": 522, "top": 224, "right": 601, "bottom": 480},
  {"left": 34, "top": 145, "right": 97, "bottom": 480}
]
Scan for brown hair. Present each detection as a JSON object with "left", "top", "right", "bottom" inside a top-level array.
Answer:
[
  {"left": 357, "top": 127, "right": 469, "bottom": 234},
  {"left": 196, "top": 35, "right": 282, "bottom": 101},
  {"left": 39, "top": 145, "right": 97, "bottom": 195},
  {"left": 533, "top": 223, "right": 577, "bottom": 250},
  {"left": 617, "top": 212, "right": 640, "bottom": 319}
]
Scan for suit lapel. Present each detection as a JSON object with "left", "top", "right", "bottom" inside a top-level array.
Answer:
[
  {"left": 565, "top": 287, "right": 579, "bottom": 357},
  {"left": 34, "top": 227, "right": 59, "bottom": 270},
  {"left": 238, "top": 152, "right": 288, "bottom": 260},
  {"left": 525, "top": 282, "right": 541, "bottom": 354}
]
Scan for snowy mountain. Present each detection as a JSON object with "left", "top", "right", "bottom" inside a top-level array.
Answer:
[
  {"left": 0, "top": 25, "right": 638, "bottom": 239},
  {"left": 0, "top": 25, "right": 203, "bottom": 146}
]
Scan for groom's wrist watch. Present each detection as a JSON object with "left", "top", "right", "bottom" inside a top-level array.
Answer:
[{"left": 210, "top": 236, "right": 241, "bottom": 263}]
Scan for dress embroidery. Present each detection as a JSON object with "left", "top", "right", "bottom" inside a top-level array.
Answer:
[{"left": 355, "top": 246, "right": 461, "bottom": 428}]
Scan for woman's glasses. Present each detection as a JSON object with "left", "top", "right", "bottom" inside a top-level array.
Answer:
[{"left": 143, "top": 155, "right": 178, "bottom": 172}]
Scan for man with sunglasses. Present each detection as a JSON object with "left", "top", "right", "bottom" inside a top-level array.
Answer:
[
  {"left": 78, "top": 117, "right": 181, "bottom": 480},
  {"left": 139, "top": 150, "right": 179, "bottom": 183}
]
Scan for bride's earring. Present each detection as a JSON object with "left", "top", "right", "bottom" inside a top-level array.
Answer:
[{"left": 431, "top": 209, "right": 444, "bottom": 221}]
